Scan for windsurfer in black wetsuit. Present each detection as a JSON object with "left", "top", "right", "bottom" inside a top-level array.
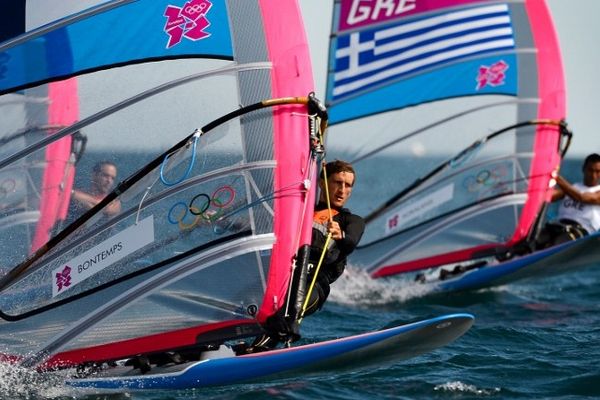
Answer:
[
  {"left": 302, "top": 159, "right": 365, "bottom": 317},
  {"left": 247, "top": 160, "right": 365, "bottom": 352}
]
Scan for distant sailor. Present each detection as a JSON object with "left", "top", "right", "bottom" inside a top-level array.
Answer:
[
  {"left": 69, "top": 161, "right": 121, "bottom": 220},
  {"left": 537, "top": 153, "right": 600, "bottom": 247}
]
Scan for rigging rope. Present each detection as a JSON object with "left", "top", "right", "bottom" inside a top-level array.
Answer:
[{"left": 159, "top": 129, "right": 202, "bottom": 186}]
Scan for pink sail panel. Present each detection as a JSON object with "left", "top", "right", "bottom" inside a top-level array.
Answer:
[
  {"left": 30, "top": 78, "right": 78, "bottom": 253},
  {"left": 509, "top": 0, "right": 565, "bottom": 244},
  {"left": 338, "top": 0, "right": 488, "bottom": 31},
  {"left": 257, "top": 0, "right": 316, "bottom": 323}
]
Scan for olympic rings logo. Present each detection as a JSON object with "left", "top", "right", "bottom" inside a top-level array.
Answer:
[
  {"left": 0, "top": 178, "right": 16, "bottom": 200},
  {"left": 167, "top": 185, "right": 235, "bottom": 230},
  {"left": 463, "top": 165, "right": 508, "bottom": 193},
  {"left": 462, "top": 164, "right": 511, "bottom": 200},
  {"left": 184, "top": 3, "right": 208, "bottom": 16}
]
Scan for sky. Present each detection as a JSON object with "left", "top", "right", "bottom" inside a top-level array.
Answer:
[{"left": 299, "top": 0, "right": 600, "bottom": 159}]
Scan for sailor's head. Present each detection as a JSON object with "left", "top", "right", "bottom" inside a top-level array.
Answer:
[
  {"left": 319, "top": 160, "right": 355, "bottom": 208},
  {"left": 582, "top": 153, "right": 600, "bottom": 187},
  {"left": 92, "top": 161, "right": 117, "bottom": 195}
]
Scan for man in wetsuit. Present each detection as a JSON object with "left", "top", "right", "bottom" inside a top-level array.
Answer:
[
  {"left": 537, "top": 153, "right": 600, "bottom": 247},
  {"left": 247, "top": 160, "right": 365, "bottom": 352},
  {"left": 302, "top": 159, "right": 365, "bottom": 316}
]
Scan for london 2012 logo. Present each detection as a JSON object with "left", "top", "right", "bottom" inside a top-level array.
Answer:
[
  {"left": 55, "top": 265, "right": 72, "bottom": 293},
  {"left": 476, "top": 60, "right": 509, "bottom": 90},
  {"left": 164, "top": 0, "right": 213, "bottom": 49}
]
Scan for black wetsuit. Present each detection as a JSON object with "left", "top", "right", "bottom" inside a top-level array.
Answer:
[
  {"left": 244, "top": 202, "right": 364, "bottom": 354},
  {"left": 303, "top": 202, "right": 365, "bottom": 316}
]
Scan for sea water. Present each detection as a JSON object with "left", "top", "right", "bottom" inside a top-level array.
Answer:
[{"left": 2, "top": 158, "right": 599, "bottom": 399}]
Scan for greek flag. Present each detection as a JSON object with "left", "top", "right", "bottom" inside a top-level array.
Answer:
[{"left": 332, "top": 4, "right": 515, "bottom": 99}]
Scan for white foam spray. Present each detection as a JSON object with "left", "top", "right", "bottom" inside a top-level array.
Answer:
[
  {"left": 0, "top": 361, "right": 74, "bottom": 399},
  {"left": 435, "top": 380, "right": 501, "bottom": 396},
  {"left": 328, "top": 264, "right": 435, "bottom": 306}
]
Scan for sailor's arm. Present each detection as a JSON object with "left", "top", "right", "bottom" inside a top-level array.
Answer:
[
  {"left": 550, "top": 166, "right": 565, "bottom": 202},
  {"left": 551, "top": 186, "right": 565, "bottom": 202},
  {"left": 71, "top": 189, "right": 100, "bottom": 210},
  {"left": 329, "top": 214, "right": 365, "bottom": 254},
  {"left": 72, "top": 189, "right": 121, "bottom": 215},
  {"left": 556, "top": 175, "right": 600, "bottom": 204},
  {"left": 104, "top": 198, "right": 121, "bottom": 216},
  {"left": 327, "top": 220, "right": 343, "bottom": 240}
]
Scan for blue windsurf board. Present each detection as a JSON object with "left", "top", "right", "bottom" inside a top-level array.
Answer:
[{"left": 66, "top": 313, "right": 474, "bottom": 392}]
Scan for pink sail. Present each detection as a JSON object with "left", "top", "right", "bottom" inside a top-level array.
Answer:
[
  {"left": 30, "top": 79, "right": 78, "bottom": 252},
  {"left": 257, "top": 0, "right": 316, "bottom": 324}
]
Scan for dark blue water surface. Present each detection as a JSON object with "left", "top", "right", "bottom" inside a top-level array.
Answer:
[{"left": 2, "top": 160, "right": 598, "bottom": 399}]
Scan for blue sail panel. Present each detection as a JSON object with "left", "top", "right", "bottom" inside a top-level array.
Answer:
[
  {"left": 326, "top": 3, "right": 518, "bottom": 124},
  {"left": 0, "top": 0, "right": 233, "bottom": 94},
  {"left": 329, "top": 54, "right": 517, "bottom": 124}
]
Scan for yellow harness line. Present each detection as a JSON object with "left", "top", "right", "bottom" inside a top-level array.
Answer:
[
  {"left": 299, "top": 158, "right": 333, "bottom": 323},
  {"left": 298, "top": 232, "right": 331, "bottom": 323}
]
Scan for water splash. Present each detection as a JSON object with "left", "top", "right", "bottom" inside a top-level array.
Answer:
[
  {"left": 434, "top": 380, "right": 501, "bottom": 396},
  {"left": 0, "top": 362, "right": 74, "bottom": 399},
  {"left": 329, "top": 265, "right": 434, "bottom": 305}
]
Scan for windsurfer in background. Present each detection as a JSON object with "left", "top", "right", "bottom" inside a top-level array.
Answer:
[
  {"left": 70, "top": 160, "right": 121, "bottom": 218},
  {"left": 247, "top": 160, "right": 365, "bottom": 353},
  {"left": 537, "top": 153, "right": 600, "bottom": 247}
]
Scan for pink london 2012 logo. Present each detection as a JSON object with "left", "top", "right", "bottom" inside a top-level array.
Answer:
[
  {"left": 164, "top": 0, "right": 213, "bottom": 49},
  {"left": 55, "top": 265, "right": 72, "bottom": 293},
  {"left": 476, "top": 60, "right": 509, "bottom": 90}
]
